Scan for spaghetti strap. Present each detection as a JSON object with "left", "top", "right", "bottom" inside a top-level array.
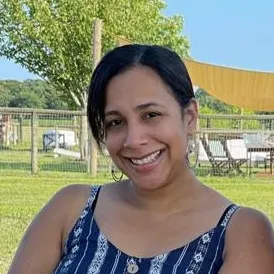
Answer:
[
  {"left": 54, "top": 188, "right": 237, "bottom": 274},
  {"left": 89, "top": 185, "right": 101, "bottom": 212},
  {"left": 217, "top": 204, "right": 240, "bottom": 227}
]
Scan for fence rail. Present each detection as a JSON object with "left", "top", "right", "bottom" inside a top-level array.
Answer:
[
  {"left": 1, "top": 107, "right": 274, "bottom": 177},
  {"left": 0, "top": 107, "right": 85, "bottom": 115}
]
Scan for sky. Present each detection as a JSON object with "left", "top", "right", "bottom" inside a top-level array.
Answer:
[{"left": 0, "top": 0, "right": 273, "bottom": 80}]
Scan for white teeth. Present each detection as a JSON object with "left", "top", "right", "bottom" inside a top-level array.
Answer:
[{"left": 131, "top": 150, "right": 161, "bottom": 165}]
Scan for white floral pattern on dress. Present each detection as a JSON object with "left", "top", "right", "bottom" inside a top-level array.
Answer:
[
  {"left": 149, "top": 252, "right": 169, "bottom": 274},
  {"left": 185, "top": 230, "right": 214, "bottom": 274},
  {"left": 53, "top": 189, "right": 238, "bottom": 274},
  {"left": 172, "top": 244, "right": 190, "bottom": 274},
  {"left": 87, "top": 232, "right": 109, "bottom": 274},
  {"left": 110, "top": 250, "right": 122, "bottom": 274},
  {"left": 53, "top": 186, "right": 100, "bottom": 274}
]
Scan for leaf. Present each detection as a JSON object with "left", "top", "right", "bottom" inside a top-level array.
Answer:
[{"left": 0, "top": 0, "right": 190, "bottom": 109}]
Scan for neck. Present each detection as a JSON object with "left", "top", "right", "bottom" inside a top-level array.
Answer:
[{"left": 126, "top": 169, "right": 204, "bottom": 214}]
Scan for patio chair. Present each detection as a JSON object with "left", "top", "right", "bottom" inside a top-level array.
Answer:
[
  {"left": 225, "top": 139, "right": 248, "bottom": 173},
  {"left": 200, "top": 135, "right": 233, "bottom": 175}
]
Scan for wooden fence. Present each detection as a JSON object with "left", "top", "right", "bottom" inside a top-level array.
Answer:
[{"left": 1, "top": 107, "right": 274, "bottom": 176}]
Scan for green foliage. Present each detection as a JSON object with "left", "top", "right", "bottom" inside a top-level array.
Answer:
[
  {"left": 0, "top": 0, "right": 190, "bottom": 109},
  {"left": 196, "top": 88, "right": 242, "bottom": 115},
  {"left": 0, "top": 82, "right": 12, "bottom": 107},
  {"left": 196, "top": 88, "right": 266, "bottom": 129},
  {"left": 197, "top": 88, "right": 240, "bottom": 128},
  {"left": 0, "top": 79, "right": 69, "bottom": 109}
]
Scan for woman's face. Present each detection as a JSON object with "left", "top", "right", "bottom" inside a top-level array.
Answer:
[{"left": 104, "top": 66, "right": 197, "bottom": 190}]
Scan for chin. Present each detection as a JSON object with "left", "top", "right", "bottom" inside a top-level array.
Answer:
[{"left": 128, "top": 173, "right": 169, "bottom": 191}]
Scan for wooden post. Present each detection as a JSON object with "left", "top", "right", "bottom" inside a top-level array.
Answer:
[
  {"left": 18, "top": 115, "right": 23, "bottom": 143},
  {"left": 0, "top": 114, "right": 3, "bottom": 145},
  {"left": 73, "top": 115, "right": 78, "bottom": 144},
  {"left": 55, "top": 126, "right": 59, "bottom": 150},
  {"left": 88, "top": 18, "right": 102, "bottom": 176},
  {"left": 4, "top": 114, "right": 10, "bottom": 146},
  {"left": 80, "top": 114, "right": 86, "bottom": 160},
  {"left": 206, "top": 118, "right": 211, "bottom": 128},
  {"left": 12, "top": 124, "right": 16, "bottom": 145},
  {"left": 31, "top": 111, "right": 38, "bottom": 174}
]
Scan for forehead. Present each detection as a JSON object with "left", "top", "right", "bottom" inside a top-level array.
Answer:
[{"left": 105, "top": 66, "right": 179, "bottom": 112}]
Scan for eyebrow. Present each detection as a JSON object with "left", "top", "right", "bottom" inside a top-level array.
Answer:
[
  {"left": 135, "top": 102, "right": 166, "bottom": 111},
  {"left": 105, "top": 102, "right": 166, "bottom": 117}
]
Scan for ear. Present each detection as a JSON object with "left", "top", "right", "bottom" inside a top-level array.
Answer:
[{"left": 184, "top": 99, "right": 199, "bottom": 135}]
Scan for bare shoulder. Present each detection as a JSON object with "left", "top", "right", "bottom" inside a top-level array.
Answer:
[
  {"left": 7, "top": 184, "right": 94, "bottom": 274},
  {"left": 219, "top": 206, "right": 274, "bottom": 274},
  {"left": 42, "top": 183, "right": 93, "bottom": 223},
  {"left": 54, "top": 184, "right": 96, "bottom": 242},
  {"left": 25, "top": 183, "right": 93, "bottom": 242},
  {"left": 54, "top": 183, "right": 92, "bottom": 198},
  {"left": 225, "top": 206, "right": 274, "bottom": 243},
  {"left": 53, "top": 183, "right": 93, "bottom": 206}
]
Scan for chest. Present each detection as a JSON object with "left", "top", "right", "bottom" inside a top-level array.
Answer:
[
  {"left": 94, "top": 204, "right": 220, "bottom": 259},
  {"left": 54, "top": 214, "right": 224, "bottom": 274}
]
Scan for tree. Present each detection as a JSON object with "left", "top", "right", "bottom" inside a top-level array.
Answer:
[
  {"left": 9, "top": 90, "right": 44, "bottom": 108},
  {"left": 196, "top": 88, "right": 242, "bottom": 114},
  {"left": 0, "top": 79, "right": 70, "bottom": 109},
  {"left": 0, "top": 0, "right": 190, "bottom": 163},
  {"left": 0, "top": 82, "right": 11, "bottom": 107},
  {"left": 22, "top": 79, "right": 70, "bottom": 109},
  {"left": 0, "top": 0, "right": 190, "bottom": 111}
]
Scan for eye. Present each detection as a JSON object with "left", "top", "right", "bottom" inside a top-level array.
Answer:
[
  {"left": 144, "top": 111, "right": 161, "bottom": 119},
  {"left": 105, "top": 119, "right": 123, "bottom": 129}
]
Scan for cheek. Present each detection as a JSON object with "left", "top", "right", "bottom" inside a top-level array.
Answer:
[
  {"left": 105, "top": 132, "right": 124, "bottom": 155},
  {"left": 164, "top": 124, "right": 188, "bottom": 152},
  {"left": 160, "top": 118, "right": 186, "bottom": 139}
]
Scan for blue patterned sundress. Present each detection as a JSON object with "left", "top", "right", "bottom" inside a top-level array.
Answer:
[{"left": 53, "top": 185, "right": 239, "bottom": 274}]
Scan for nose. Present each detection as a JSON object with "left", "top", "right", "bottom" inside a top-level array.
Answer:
[{"left": 123, "top": 123, "right": 148, "bottom": 149}]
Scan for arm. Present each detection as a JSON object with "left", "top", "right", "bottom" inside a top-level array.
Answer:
[
  {"left": 219, "top": 207, "right": 274, "bottom": 274},
  {"left": 7, "top": 184, "right": 90, "bottom": 274}
]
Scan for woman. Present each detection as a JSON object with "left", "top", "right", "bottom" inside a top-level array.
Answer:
[{"left": 8, "top": 44, "right": 274, "bottom": 273}]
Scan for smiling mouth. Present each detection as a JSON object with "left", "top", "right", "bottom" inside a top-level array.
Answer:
[{"left": 129, "top": 150, "right": 163, "bottom": 165}]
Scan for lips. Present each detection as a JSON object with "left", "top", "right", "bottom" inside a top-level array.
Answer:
[{"left": 129, "top": 150, "right": 162, "bottom": 165}]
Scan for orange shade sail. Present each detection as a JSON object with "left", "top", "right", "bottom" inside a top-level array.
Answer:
[
  {"left": 184, "top": 59, "right": 274, "bottom": 111},
  {"left": 116, "top": 36, "right": 274, "bottom": 111}
]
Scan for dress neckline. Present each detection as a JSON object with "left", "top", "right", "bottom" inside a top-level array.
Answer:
[
  {"left": 92, "top": 214, "right": 219, "bottom": 261},
  {"left": 90, "top": 186, "right": 238, "bottom": 261}
]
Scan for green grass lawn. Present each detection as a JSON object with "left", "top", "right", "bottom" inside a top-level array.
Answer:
[{"left": 0, "top": 172, "right": 273, "bottom": 273}]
